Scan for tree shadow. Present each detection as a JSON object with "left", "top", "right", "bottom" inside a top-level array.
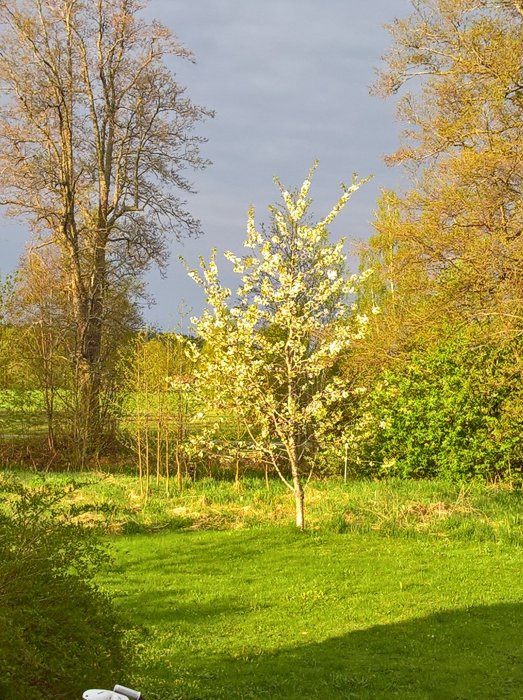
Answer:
[
  {"left": 178, "top": 602, "right": 523, "bottom": 699},
  {"left": 122, "top": 590, "right": 251, "bottom": 627}
]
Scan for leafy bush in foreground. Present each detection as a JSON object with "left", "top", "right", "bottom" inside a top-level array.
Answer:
[{"left": 0, "top": 477, "right": 129, "bottom": 700}]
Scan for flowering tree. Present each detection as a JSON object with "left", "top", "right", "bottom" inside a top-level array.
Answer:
[{"left": 188, "top": 165, "right": 373, "bottom": 529}]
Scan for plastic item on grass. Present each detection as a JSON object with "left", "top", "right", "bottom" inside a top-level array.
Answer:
[{"left": 83, "top": 684, "right": 143, "bottom": 700}]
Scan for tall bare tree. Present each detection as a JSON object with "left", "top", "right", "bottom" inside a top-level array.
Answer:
[{"left": 0, "top": 0, "right": 211, "bottom": 456}]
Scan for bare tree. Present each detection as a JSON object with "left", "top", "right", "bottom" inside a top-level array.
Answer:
[{"left": 0, "top": 0, "right": 212, "bottom": 458}]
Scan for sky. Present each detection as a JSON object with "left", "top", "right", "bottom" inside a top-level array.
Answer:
[{"left": 0, "top": 0, "right": 413, "bottom": 330}]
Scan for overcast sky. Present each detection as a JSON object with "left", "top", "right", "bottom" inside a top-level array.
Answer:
[{"left": 0, "top": 0, "right": 413, "bottom": 330}]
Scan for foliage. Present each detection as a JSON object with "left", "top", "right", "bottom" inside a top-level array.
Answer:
[
  {"left": 6, "top": 248, "right": 145, "bottom": 455},
  {"left": 346, "top": 337, "right": 523, "bottom": 482},
  {"left": 188, "top": 164, "right": 373, "bottom": 528},
  {"left": 119, "top": 331, "right": 200, "bottom": 493},
  {"left": 372, "top": 0, "right": 523, "bottom": 336},
  {"left": 0, "top": 476, "right": 130, "bottom": 699},
  {"left": 0, "top": 273, "right": 15, "bottom": 388},
  {"left": 341, "top": 0, "right": 523, "bottom": 487}
]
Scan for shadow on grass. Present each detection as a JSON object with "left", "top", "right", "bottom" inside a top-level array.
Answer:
[
  {"left": 121, "top": 590, "right": 252, "bottom": 626},
  {"left": 174, "top": 602, "right": 522, "bottom": 700}
]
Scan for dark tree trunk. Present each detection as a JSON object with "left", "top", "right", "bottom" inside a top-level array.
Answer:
[{"left": 72, "top": 237, "right": 107, "bottom": 465}]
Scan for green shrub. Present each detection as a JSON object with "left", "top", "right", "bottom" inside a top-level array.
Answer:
[
  {"left": 347, "top": 339, "right": 523, "bottom": 482},
  {"left": 0, "top": 476, "right": 130, "bottom": 700}
]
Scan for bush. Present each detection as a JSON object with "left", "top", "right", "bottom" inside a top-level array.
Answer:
[
  {"left": 0, "top": 476, "right": 130, "bottom": 700},
  {"left": 347, "top": 338, "right": 523, "bottom": 482}
]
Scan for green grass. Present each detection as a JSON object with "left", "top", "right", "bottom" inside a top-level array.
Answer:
[
  {"left": 2, "top": 472, "right": 522, "bottom": 698},
  {"left": 0, "top": 389, "right": 50, "bottom": 436},
  {"left": 9, "top": 472, "right": 523, "bottom": 545},
  {"left": 106, "top": 527, "right": 523, "bottom": 699}
]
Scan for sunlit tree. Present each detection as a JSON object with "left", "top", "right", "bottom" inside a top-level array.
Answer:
[
  {"left": 0, "top": 0, "right": 211, "bottom": 455},
  {"left": 188, "top": 165, "right": 373, "bottom": 529},
  {"left": 373, "top": 0, "right": 523, "bottom": 337}
]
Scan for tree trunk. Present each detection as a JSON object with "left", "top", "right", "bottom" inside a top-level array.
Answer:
[
  {"left": 293, "top": 473, "right": 305, "bottom": 531},
  {"left": 72, "top": 237, "right": 107, "bottom": 463},
  {"left": 289, "top": 432, "right": 305, "bottom": 530},
  {"left": 287, "top": 415, "right": 306, "bottom": 529}
]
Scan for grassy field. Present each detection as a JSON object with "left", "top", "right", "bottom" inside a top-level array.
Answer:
[
  {"left": 91, "top": 476, "right": 522, "bottom": 700},
  {"left": 11, "top": 472, "right": 523, "bottom": 543},
  {"left": 109, "top": 527, "right": 522, "bottom": 700},
  {"left": 3, "top": 472, "right": 522, "bottom": 698}
]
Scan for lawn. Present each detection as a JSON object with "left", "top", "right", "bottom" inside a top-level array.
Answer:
[
  {"left": 104, "top": 514, "right": 522, "bottom": 698},
  {"left": 15, "top": 473, "right": 523, "bottom": 543},
  {"left": 3, "top": 472, "right": 522, "bottom": 698}
]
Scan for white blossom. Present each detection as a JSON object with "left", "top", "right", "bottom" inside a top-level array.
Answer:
[{"left": 187, "top": 164, "right": 371, "bottom": 528}]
